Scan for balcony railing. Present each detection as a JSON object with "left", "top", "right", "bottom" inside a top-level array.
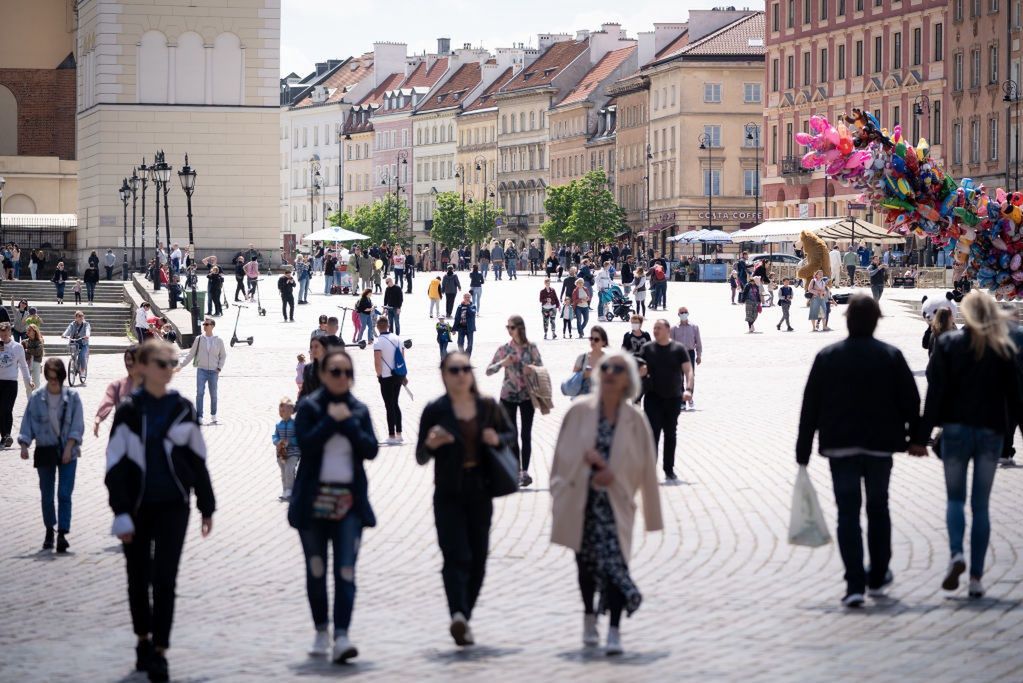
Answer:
[{"left": 781, "top": 155, "right": 811, "bottom": 176}]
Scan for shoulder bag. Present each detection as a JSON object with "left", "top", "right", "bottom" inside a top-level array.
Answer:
[
  {"left": 560, "top": 353, "right": 587, "bottom": 397},
  {"left": 483, "top": 399, "right": 519, "bottom": 497}
]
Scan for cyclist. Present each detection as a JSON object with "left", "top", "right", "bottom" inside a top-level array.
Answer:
[{"left": 61, "top": 310, "right": 91, "bottom": 384}]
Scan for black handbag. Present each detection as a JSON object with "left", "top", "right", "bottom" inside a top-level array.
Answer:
[
  {"left": 33, "top": 445, "right": 61, "bottom": 468},
  {"left": 483, "top": 400, "right": 519, "bottom": 498}
]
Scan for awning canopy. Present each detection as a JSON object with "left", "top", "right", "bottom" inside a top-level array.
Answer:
[
  {"left": 668, "top": 228, "right": 732, "bottom": 244},
  {"left": 0, "top": 214, "right": 78, "bottom": 229},
  {"left": 302, "top": 226, "right": 370, "bottom": 242},
  {"left": 730, "top": 217, "right": 905, "bottom": 244}
]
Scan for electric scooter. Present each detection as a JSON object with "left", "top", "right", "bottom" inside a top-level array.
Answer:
[
  {"left": 336, "top": 305, "right": 367, "bottom": 349},
  {"left": 229, "top": 303, "right": 254, "bottom": 347}
]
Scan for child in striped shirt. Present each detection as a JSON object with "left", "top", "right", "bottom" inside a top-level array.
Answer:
[{"left": 272, "top": 397, "right": 300, "bottom": 501}]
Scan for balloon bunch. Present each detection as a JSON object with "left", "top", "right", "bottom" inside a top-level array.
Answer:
[{"left": 797, "top": 108, "right": 1023, "bottom": 300}]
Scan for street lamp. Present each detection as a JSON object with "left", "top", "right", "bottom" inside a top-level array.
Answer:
[
  {"left": 698, "top": 133, "right": 714, "bottom": 229},
  {"left": 177, "top": 154, "right": 199, "bottom": 337},
  {"left": 128, "top": 168, "right": 140, "bottom": 273},
  {"left": 454, "top": 163, "right": 468, "bottom": 247},
  {"left": 155, "top": 151, "right": 174, "bottom": 264},
  {"left": 119, "top": 178, "right": 130, "bottom": 280},
  {"left": 912, "top": 93, "right": 930, "bottom": 143},
  {"left": 309, "top": 159, "right": 322, "bottom": 236},
  {"left": 338, "top": 129, "right": 351, "bottom": 210},
  {"left": 137, "top": 159, "right": 149, "bottom": 278},
  {"left": 147, "top": 158, "right": 162, "bottom": 290},
  {"left": 1004, "top": 80, "right": 1020, "bottom": 190},
  {"left": 0, "top": 175, "right": 5, "bottom": 246},
  {"left": 322, "top": 200, "right": 337, "bottom": 230},
  {"left": 745, "top": 122, "right": 761, "bottom": 223}
]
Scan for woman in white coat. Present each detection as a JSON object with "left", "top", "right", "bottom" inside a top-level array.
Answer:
[{"left": 550, "top": 349, "right": 663, "bottom": 656}]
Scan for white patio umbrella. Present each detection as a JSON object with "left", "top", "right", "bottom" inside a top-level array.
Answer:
[{"left": 303, "top": 225, "right": 370, "bottom": 242}]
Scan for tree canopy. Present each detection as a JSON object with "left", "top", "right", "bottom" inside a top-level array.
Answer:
[{"left": 541, "top": 169, "right": 625, "bottom": 249}]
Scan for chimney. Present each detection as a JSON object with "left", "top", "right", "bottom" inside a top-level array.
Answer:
[
  {"left": 576, "top": 29, "right": 590, "bottom": 41},
  {"left": 437, "top": 37, "right": 451, "bottom": 55},
  {"left": 315, "top": 62, "right": 328, "bottom": 76}
]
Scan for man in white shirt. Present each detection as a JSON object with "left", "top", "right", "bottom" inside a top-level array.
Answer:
[
  {"left": 134, "top": 302, "right": 152, "bottom": 343},
  {"left": 170, "top": 243, "right": 182, "bottom": 276},
  {"left": 0, "top": 322, "right": 33, "bottom": 446},
  {"left": 178, "top": 317, "right": 227, "bottom": 425},
  {"left": 594, "top": 261, "right": 612, "bottom": 319},
  {"left": 372, "top": 317, "right": 405, "bottom": 444}
]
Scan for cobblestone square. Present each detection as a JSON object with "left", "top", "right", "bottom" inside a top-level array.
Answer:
[{"left": 2, "top": 273, "right": 1022, "bottom": 682}]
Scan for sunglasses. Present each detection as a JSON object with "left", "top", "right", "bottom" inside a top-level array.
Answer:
[
  {"left": 599, "top": 363, "right": 627, "bottom": 376},
  {"left": 445, "top": 365, "right": 474, "bottom": 375},
  {"left": 506, "top": 324, "right": 520, "bottom": 330},
  {"left": 326, "top": 367, "right": 354, "bottom": 378},
  {"left": 152, "top": 358, "right": 179, "bottom": 369},
  {"left": 202, "top": 322, "right": 213, "bottom": 327},
  {"left": 589, "top": 337, "right": 603, "bottom": 342}
]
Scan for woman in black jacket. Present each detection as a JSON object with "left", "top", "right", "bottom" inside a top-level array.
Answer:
[
  {"left": 354, "top": 289, "right": 374, "bottom": 344},
  {"left": 104, "top": 340, "right": 215, "bottom": 683},
  {"left": 207, "top": 266, "right": 225, "bottom": 316},
  {"left": 416, "top": 352, "right": 515, "bottom": 647},
  {"left": 290, "top": 347, "right": 378, "bottom": 664},
  {"left": 233, "top": 256, "right": 246, "bottom": 301},
  {"left": 914, "top": 291, "right": 1021, "bottom": 599},
  {"left": 83, "top": 265, "right": 100, "bottom": 304},
  {"left": 51, "top": 261, "right": 68, "bottom": 304}
]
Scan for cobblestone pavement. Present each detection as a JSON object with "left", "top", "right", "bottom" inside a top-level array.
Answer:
[{"left": 2, "top": 272, "right": 1022, "bottom": 683}]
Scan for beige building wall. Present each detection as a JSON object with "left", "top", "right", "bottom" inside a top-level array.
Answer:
[
  {"left": 343, "top": 132, "right": 374, "bottom": 213},
  {"left": 495, "top": 92, "right": 551, "bottom": 238},
  {"left": 0, "top": 0, "right": 76, "bottom": 70},
  {"left": 549, "top": 103, "right": 591, "bottom": 186},
  {"left": 611, "top": 85, "right": 650, "bottom": 240},
  {"left": 0, "top": 157, "right": 78, "bottom": 214},
  {"left": 455, "top": 112, "right": 498, "bottom": 217},
  {"left": 75, "top": 0, "right": 280, "bottom": 261}
]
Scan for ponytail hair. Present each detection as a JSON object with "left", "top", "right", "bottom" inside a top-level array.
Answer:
[{"left": 960, "top": 291, "right": 1016, "bottom": 360}]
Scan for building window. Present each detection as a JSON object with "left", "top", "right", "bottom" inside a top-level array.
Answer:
[
  {"left": 703, "top": 169, "right": 721, "bottom": 196},
  {"left": 990, "top": 117, "right": 999, "bottom": 160},
  {"left": 855, "top": 40, "right": 863, "bottom": 76},
  {"left": 704, "top": 83, "right": 722, "bottom": 103},
  {"left": 856, "top": 0, "right": 863, "bottom": 10},
  {"left": 953, "top": 52, "right": 964, "bottom": 91},
  {"left": 772, "top": 2, "right": 780, "bottom": 30},
  {"left": 787, "top": 55, "right": 795, "bottom": 88},
  {"left": 821, "top": 0, "right": 829, "bottom": 19},
  {"left": 744, "top": 83, "right": 762, "bottom": 103},
  {"left": 873, "top": 36, "right": 882, "bottom": 73},
  {"left": 788, "top": 0, "right": 795, "bottom": 27},
  {"left": 313, "top": 126, "right": 319, "bottom": 146},
  {"left": 971, "top": 49, "right": 981, "bottom": 88},
  {"left": 804, "top": 0, "right": 811, "bottom": 23},
  {"left": 970, "top": 119, "right": 980, "bottom": 162},
  {"left": 802, "top": 51, "right": 810, "bottom": 85},
  {"left": 971, "top": 0, "right": 981, "bottom": 16},
  {"left": 704, "top": 124, "right": 722, "bottom": 147},
  {"left": 772, "top": 58, "right": 780, "bottom": 91},
  {"left": 991, "top": 0, "right": 1000, "bottom": 12},
  {"left": 955, "top": 0, "right": 963, "bottom": 20},
  {"left": 913, "top": 27, "right": 922, "bottom": 66},
  {"left": 933, "top": 100, "right": 942, "bottom": 144},
  {"left": 771, "top": 125, "right": 778, "bottom": 163},
  {"left": 820, "top": 48, "right": 828, "bottom": 81},
  {"left": 838, "top": 0, "right": 845, "bottom": 14},
  {"left": 744, "top": 169, "right": 759, "bottom": 196},
  {"left": 893, "top": 32, "right": 902, "bottom": 69},
  {"left": 990, "top": 44, "right": 999, "bottom": 83},
  {"left": 838, "top": 44, "right": 846, "bottom": 79},
  {"left": 893, "top": 105, "right": 901, "bottom": 126},
  {"left": 935, "top": 23, "right": 944, "bottom": 62}
]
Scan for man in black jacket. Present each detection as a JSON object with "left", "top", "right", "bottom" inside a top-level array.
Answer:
[
  {"left": 383, "top": 277, "right": 404, "bottom": 335},
  {"left": 796, "top": 295, "right": 922, "bottom": 608}
]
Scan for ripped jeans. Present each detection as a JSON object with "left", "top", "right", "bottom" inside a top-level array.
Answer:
[{"left": 298, "top": 512, "right": 362, "bottom": 632}]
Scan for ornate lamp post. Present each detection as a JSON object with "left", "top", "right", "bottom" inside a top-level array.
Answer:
[
  {"left": 698, "top": 133, "right": 714, "bottom": 229},
  {"left": 177, "top": 154, "right": 199, "bottom": 337},
  {"left": 154, "top": 151, "right": 174, "bottom": 265},
  {"left": 1003, "top": 80, "right": 1020, "bottom": 190},
  {"left": 128, "top": 168, "right": 140, "bottom": 273},
  {"left": 0, "top": 175, "right": 6, "bottom": 246},
  {"left": 137, "top": 159, "right": 149, "bottom": 277},
  {"left": 309, "top": 159, "right": 321, "bottom": 236},
  {"left": 147, "top": 159, "right": 162, "bottom": 290},
  {"left": 119, "top": 179, "right": 130, "bottom": 280},
  {"left": 745, "top": 122, "right": 761, "bottom": 222}
]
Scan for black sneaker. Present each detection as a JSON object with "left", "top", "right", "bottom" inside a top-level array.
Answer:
[
  {"left": 42, "top": 527, "right": 54, "bottom": 550},
  {"left": 665, "top": 471, "right": 679, "bottom": 481},
  {"left": 867, "top": 570, "right": 894, "bottom": 598},
  {"left": 135, "top": 640, "right": 154, "bottom": 672},
  {"left": 519, "top": 471, "right": 533, "bottom": 488},
  {"left": 841, "top": 593, "right": 865, "bottom": 608},
  {"left": 148, "top": 652, "right": 169, "bottom": 682},
  {"left": 56, "top": 532, "right": 69, "bottom": 554},
  {"left": 1, "top": 435, "right": 12, "bottom": 448}
]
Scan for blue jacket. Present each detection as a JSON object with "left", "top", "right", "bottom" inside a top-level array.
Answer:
[
  {"left": 288, "top": 388, "right": 379, "bottom": 530},
  {"left": 452, "top": 302, "right": 477, "bottom": 333},
  {"left": 18, "top": 387, "right": 85, "bottom": 458}
]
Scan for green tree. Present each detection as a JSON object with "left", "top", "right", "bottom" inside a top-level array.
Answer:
[
  {"left": 430, "top": 191, "right": 467, "bottom": 247},
  {"left": 565, "top": 169, "right": 625, "bottom": 249},
  {"left": 330, "top": 195, "right": 410, "bottom": 246},
  {"left": 540, "top": 182, "right": 576, "bottom": 247},
  {"left": 465, "top": 198, "right": 503, "bottom": 251}
]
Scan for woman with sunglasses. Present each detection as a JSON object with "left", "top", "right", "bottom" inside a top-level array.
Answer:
[
  {"left": 551, "top": 350, "right": 663, "bottom": 656},
  {"left": 22, "top": 323, "right": 44, "bottom": 388},
  {"left": 571, "top": 325, "right": 608, "bottom": 395},
  {"left": 105, "top": 340, "right": 215, "bottom": 683},
  {"left": 19, "top": 357, "right": 85, "bottom": 554},
  {"left": 94, "top": 344, "right": 142, "bottom": 437},
  {"left": 290, "top": 347, "right": 379, "bottom": 664},
  {"left": 486, "top": 315, "right": 543, "bottom": 487},
  {"left": 416, "top": 352, "right": 515, "bottom": 646}
]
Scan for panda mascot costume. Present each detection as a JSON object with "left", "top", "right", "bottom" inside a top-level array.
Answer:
[{"left": 920, "top": 292, "right": 958, "bottom": 352}]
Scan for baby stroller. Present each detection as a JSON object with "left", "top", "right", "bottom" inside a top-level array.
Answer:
[{"left": 601, "top": 283, "right": 634, "bottom": 322}]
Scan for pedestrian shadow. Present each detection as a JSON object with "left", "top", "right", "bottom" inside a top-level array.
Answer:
[
  {"left": 10, "top": 550, "right": 60, "bottom": 562},
  {"left": 943, "top": 596, "right": 1022, "bottom": 611},
  {"left": 422, "top": 645, "right": 522, "bottom": 664},
  {"left": 661, "top": 479, "right": 693, "bottom": 488},
  {"left": 288, "top": 658, "right": 379, "bottom": 677},
  {"left": 518, "top": 488, "right": 550, "bottom": 494},
  {"left": 115, "top": 673, "right": 213, "bottom": 683},
  {"left": 555, "top": 648, "right": 671, "bottom": 665}
]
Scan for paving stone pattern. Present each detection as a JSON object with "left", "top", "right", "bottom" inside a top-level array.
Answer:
[{"left": 2, "top": 273, "right": 1021, "bottom": 682}]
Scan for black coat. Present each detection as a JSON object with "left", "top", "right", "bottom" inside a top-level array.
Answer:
[
  {"left": 416, "top": 395, "right": 515, "bottom": 496},
  {"left": 797, "top": 336, "right": 920, "bottom": 464},
  {"left": 383, "top": 285, "right": 404, "bottom": 309}
]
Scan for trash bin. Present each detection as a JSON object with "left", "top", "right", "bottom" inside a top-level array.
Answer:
[{"left": 184, "top": 290, "right": 206, "bottom": 313}]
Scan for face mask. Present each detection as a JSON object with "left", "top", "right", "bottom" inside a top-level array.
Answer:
[
  {"left": 679, "top": 314, "right": 689, "bottom": 322},
  {"left": 631, "top": 323, "right": 641, "bottom": 331}
]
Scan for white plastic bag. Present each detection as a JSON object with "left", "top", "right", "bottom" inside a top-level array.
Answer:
[{"left": 788, "top": 465, "right": 832, "bottom": 547}]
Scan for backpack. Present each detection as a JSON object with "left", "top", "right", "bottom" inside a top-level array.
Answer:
[
  {"left": 380, "top": 336, "right": 407, "bottom": 377},
  {"left": 653, "top": 265, "right": 666, "bottom": 282},
  {"left": 436, "top": 324, "right": 451, "bottom": 343}
]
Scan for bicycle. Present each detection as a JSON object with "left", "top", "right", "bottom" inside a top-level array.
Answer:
[{"left": 66, "top": 338, "right": 84, "bottom": 386}]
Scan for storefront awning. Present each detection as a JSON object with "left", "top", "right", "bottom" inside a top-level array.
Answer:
[
  {"left": 0, "top": 214, "right": 78, "bottom": 229},
  {"left": 730, "top": 217, "right": 904, "bottom": 244}
]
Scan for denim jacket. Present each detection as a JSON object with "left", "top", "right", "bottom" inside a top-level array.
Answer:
[{"left": 18, "top": 387, "right": 85, "bottom": 459}]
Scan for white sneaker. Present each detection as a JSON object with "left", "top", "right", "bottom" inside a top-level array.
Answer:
[
  {"left": 969, "top": 578, "right": 986, "bottom": 598},
  {"left": 395, "top": 434, "right": 404, "bottom": 443},
  {"left": 209, "top": 416, "right": 218, "bottom": 425},
  {"left": 280, "top": 489, "right": 292, "bottom": 502},
  {"left": 583, "top": 613, "right": 599, "bottom": 647},
  {"left": 309, "top": 630, "right": 330, "bottom": 657},
  {"left": 942, "top": 553, "right": 967, "bottom": 591},
  {"left": 605, "top": 626, "right": 623, "bottom": 656},
  {"left": 462, "top": 622, "right": 475, "bottom": 646},
  {"left": 450, "top": 612, "right": 470, "bottom": 646},
  {"left": 687, "top": 400, "right": 695, "bottom": 410},
  {"left": 332, "top": 633, "right": 358, "bottom": 663}
]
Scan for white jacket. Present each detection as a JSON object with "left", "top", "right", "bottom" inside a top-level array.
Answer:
[
  {"left": 594, "top": 269, "right": 611, "bottom": 291},
  {"left": 180, "top": 334, "right": 227, "bottom": 371}
]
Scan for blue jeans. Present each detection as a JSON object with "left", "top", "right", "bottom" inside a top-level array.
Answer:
[
  {"left": 298, "top": 277, "right": 310, "bottom": 301},
  {"left": 597, "top": 289, "right": 608, "bottom": 318},
  {"left": 438, "top": 341, "right": 449, "bottom": 359},
  {"left": 470, "top": 286, "right": 481, "bottom": 312},
  {"left": 356, "top": 313, "right": 374, "bottom": 342},
  {"left": 387, "top": 308, "right": 400, "bottom": 335},
  {"left": 298, "top": 513, "right": 362, "bottom": 631},
  {"left": 196, "top": 368, "right": 219, "bottom": 420},
  {"left": 77, "top": 343, "right": 90, "bottom": 376},
  {"left": 37, "top": 458, "right": 78, "bottom": 532},
  {"left": 85, "top": 282, "right": 96, "bottom": 302},
  {"left": 481, "top": 262, "right": 489, "bottom": 279},
  {"left": 575, "top": 305, "right": 589, "bottom": 336},
  {"left": 55, "top": 282, "right": 65, "bottom": 300},
  {"left": 324, "top": 275, "right": 333, "bottom": 294},
  {"left": 493, "top": 264, "right": 502, "bottom": 280},
  {"left": 313, "top": 257, "right": 323, "bottom": 273},
  {"left": 507, "top": 261, "right": 517, "bottom": 279},
  {"left": 457, "top": 330, "right": 473, "bottom": 355},
  {"left": 940, "top": 423, "right": 1002, "bottom": 577}
]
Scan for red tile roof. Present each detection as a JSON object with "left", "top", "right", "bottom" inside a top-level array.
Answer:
[
  {"left": 559, "top": 45, "right": 635, "bottom": 106},
  {"left": 402, "top": 57, "right": 449, "bottom": 89},
  {"left": 358, "top": 73, "right": 404, "bottom": 106},
  {"left": 651, "top": 30, "right": 690, "bottom": 63},
  {"left": 503, "top": 39, "right": 588, "bottom": 93},
  {"left": 293, "top": 55, "right": 374, "bottom": 108},
  {"left": 461, "top": 67, "right": 515, "bottom": 113},
  {"left": 676, "top": 13, "right": 765, "bottom": 58},
  {"left": 417, "top": 62, "right": 483, "bottom": 112}
]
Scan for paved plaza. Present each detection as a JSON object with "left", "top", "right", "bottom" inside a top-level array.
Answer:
[{"left": 2, "top": 272, "right": 1022, "bottom": 683}]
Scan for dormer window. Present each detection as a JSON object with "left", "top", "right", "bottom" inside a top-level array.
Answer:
[
  {"left": 523, "top": 71, "right": 535, "bottom": 81},
  {"left": 544, "top": 68, "right": 556, "bottom": 78}
]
